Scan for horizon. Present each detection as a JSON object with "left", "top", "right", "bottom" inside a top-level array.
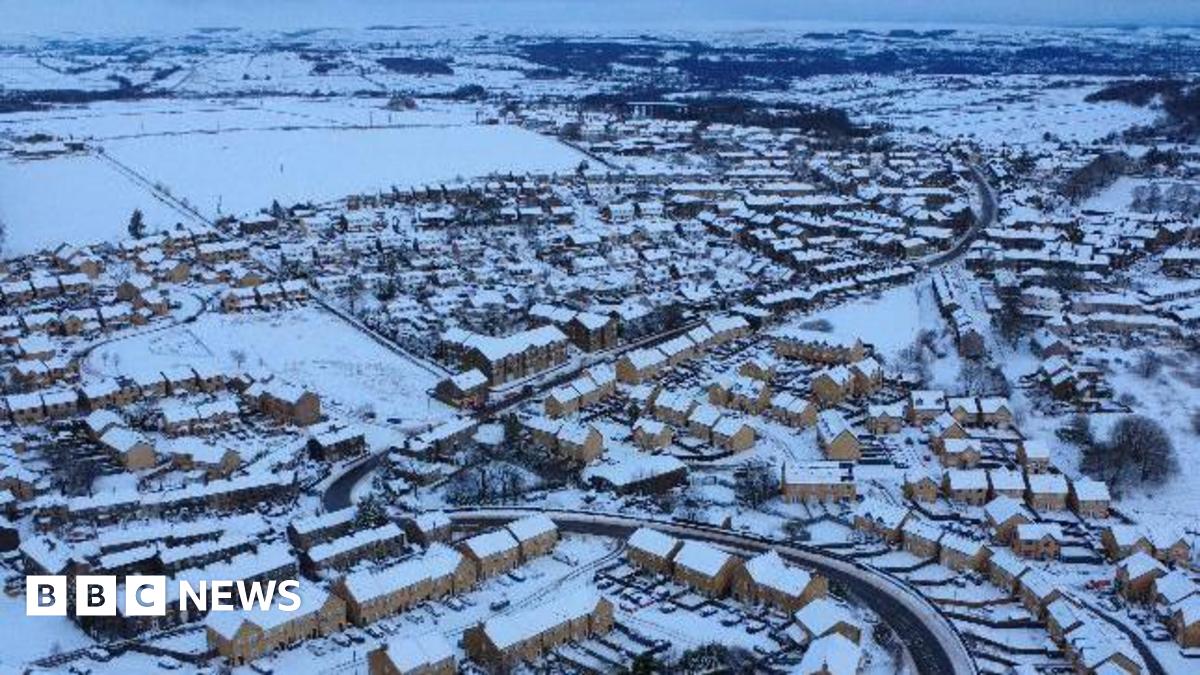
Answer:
[{"left": 3, "top": 0, "right": 1200, "bottom": 37}]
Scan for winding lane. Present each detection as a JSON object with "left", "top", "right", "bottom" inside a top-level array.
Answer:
[{"left": 443, "top": 506, "right": 977, "bottom": 675}]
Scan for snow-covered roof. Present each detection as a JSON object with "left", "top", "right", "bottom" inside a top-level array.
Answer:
[
  {"left": 673, "top": 541, "right": 734, "bottom": 578},
  {"left": 627, "top": 527, "right": 679, "bottom": 559}
]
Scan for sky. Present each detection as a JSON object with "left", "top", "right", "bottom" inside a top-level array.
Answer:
[{"left": 2, "top": 0, "right": 1199, "bottom": 36}]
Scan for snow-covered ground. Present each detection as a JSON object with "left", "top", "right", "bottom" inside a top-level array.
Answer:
[
  {"left": 85, "top": 306, "right": 455, "bottom": 429},
  {"left": 0, "top": 154, "right": 181, "bottom": 254},
  {"left": 100, "top": 121, "right": 586, "bottom": 219},
  {"left": 0, "top": 99, "right": 585, "bottom": 251}
]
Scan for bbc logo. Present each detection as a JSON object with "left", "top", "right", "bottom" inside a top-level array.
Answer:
[
  {"left": 26, "top": 576, "right": 301, "bottom": 616},
  {"left": 28, "top": 575, "right": 166, "bottom": 617}
]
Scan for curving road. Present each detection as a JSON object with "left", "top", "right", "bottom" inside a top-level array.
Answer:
[
  {"left": 443, "top": 506, "right": 977, "bottom": 675},
  {"left": 920, "top": 164, "right": 997, "bottom": 270}
]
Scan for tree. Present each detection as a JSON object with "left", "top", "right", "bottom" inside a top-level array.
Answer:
[
  {"left": 270, "top": 199, "right": 286, "bottom": 220},
  {"left": 1057, "top": 414, "right": 1094, "bottom": 449},
  {"left": 1083, "top": 415, "right": 1177, "bottom": 488},
  {"left": 1133, "top": 350, "right": 1163, "bottom": 379},
  {"left": 0, "top": 214, "right": 7, "bottom": 257},
  {"left": 229, "top": 348, "right": 247, "bottom": 371},
  {"left": 1109, "top": 415, "right": 1177, "bottom": 485},
  {"left": 355, "top": 493, "right": 389, "bottom": 528},
  {"left": 675, "top": 644, "right": 756, "bottom": 674},
  {"left": 735, "top": 459, "right": 779, "bottom": 507},
  {"left": 994, "top": 291, "right": 1024, "bottom": 345},
  {"left": 127, "top": 208, "right": 146, "bottom": 239},
  {"left": 957, "top": 360, "right": 1010, "bottom": 397},
  {"left": 624, "top": 652, "right": 664, "bottom": 674}
]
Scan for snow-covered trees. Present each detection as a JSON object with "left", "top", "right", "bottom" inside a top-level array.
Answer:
[{"left": 1081, "top": 414, "right": 1177, "bottom": 489}]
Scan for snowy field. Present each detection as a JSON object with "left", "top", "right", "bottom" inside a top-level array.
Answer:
[
  {"left": 0, "top": 99, "right": 585, "bottom": 252},
  {"left": 0, "top": 98, "right": 480, "bottom": 141},
  {"left": 792, "top": 279, "right": 963, "bottom": 389},
  {"left": 85, "top": 306, "right": 455, "bottom": 429},
  {"left": 99, "top": 121, "right": 585, "bottom": 218},
  {"left": 0, "top": 154, "right": 181, "bottom": 254}
]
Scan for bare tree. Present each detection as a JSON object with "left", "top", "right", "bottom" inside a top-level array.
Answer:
[
  {"left": 735, "top": 459, "right": 779, "bottom": 507},
  {"left": 1083, "top": 415, "right": 1177, "bottom": 488}
]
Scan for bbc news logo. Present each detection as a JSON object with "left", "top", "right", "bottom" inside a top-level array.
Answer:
[{"left": 26, "top": 576, "right": 302, "bottom": 616}]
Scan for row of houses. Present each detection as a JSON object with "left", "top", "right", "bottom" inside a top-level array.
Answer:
[
  {"left": 902, "top": 466, "right": 1110, "bottom": 517},
  {"left": 3, "top": 364, "right": 231, "bottom": 425},
  {"left": 615, "top": 314, "right": 751, "bottom": 384},
  {"left": 219, "top": 280, "right": 309, "bottom": 313}
]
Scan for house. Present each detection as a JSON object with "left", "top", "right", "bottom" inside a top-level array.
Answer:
[
  {"left": 1045, "top": 598, "right": 1085, "bottom": 644},
  {"left": 1101, "top": 525, "right": 1155, "bottom": 561},
  {"left": 626, "top": 527, "right": 682, "bottom": 575},
  {"left": 458, "top": 529, "right": 521, "bottom": 580},
  {"left": 1026, "top": 473, "right": 1069, "bottom": 511},
  {"left": 943, "top": 469, "right": 988, "bottom": 505},
  {"left": 632, "top": 418, "right": 672, "bottom": 451},
  {"left": 774, "top": 329, "right": 865, "bottom": 364},
  {"left": 333, "top": 545, "right": 475, "bottom": 626},
  {"left": 1017, "top": 570, "right": 1062, "bottom": 616},
  {"left": 902, "top": 519, "right": 944, "bottom": 559},
  {"left": 848, "top": 357, "right": 883, "bottom": 396},
  {"left": 940, "top": 438, "right": 982, "bottom": 468},
  {"left": 655, "top": 390, "right": 698, "bottom": 425},
  {"left": 984, "top": 496, "right": 1032, "bottom": 544},
  {"left": 816, "top": 410, "right": 860, "bottom": 461},
  {"left": 770, "top": 392, "right": 817, "bottom": 428},
  {"left": 987, "top": 548, "right": 1030, "bottom": 595},
  {"left": 288, "top": 508, "right": 358, "bottom": 550},
  {"left": 303, "top": 523, "right": 406, "bottom": 573},
  {"left": 257, "top": 382, "right": 321, "bottom": 426},
  {"left": 782, "top": 462, "right": 856, "bottom": 503},
  {"left": 1115, "top": 551, "right": 1168, "bottom": 602},
  {"left": 1069, "top": 478, "right": 1112, "bottom": 519},
  {"left": 731, "top": 550, "right": 827, "bottom": 613},
  {"left": 463, "top": 592, "right": 613, "bottom": 672},
  {"left": 711, "top": 416, "right": 755, "bottom": 453},
  {"left": 1013, "top": 523, "right": 1063, "bottom": 560},
  {"left": 367, "top": 634, "right": 455, "bottom": 675},
  {"left": 1170, "top": 596, "right": 1200, "bottom": 648},
  {"left": 307, "top": 422, "right": 366, "bottom": 462},
  {"left": 672, "top": 541, "right": 742, "bottom": 597},
  {"left": 865, "top": 402, "right": 905, "bottom": 435},
  {"left": 903, "top": 471, "right": 939, "bottom": 503},
  {"left": 206, "top": 586, "right": 347, "bottom": 666},
  {"left": 810, "top": 365, "right": 854, "bottom": 405},
  {"left": 554, "top": 423, "right": 604, "bottom": 463},
  {"left": 929, "top": 412, "right": 968, "bottom": 454},
  {"left": 543, "top": 385, "right": 580, "bottom": 418},
  {"left": 98, "top": 427, "right": 158, "bottom": 471},
  {"left": 1017, "top": 440, "right": 1051, "bottom": 473},
  {"left": 402, "top": 511, "right": 452, "bottom": 547},
  {"left": 945, "top": 397, "right": 981, "bottom": 425},
  {"left": 165, "top": 438, "right": 241, "bottom": 479},
  {"left": 978, "top": 397, "right": 1013, "bottom": 427},
  {"left": 940, "top": 535, "right": 991, "bottom": 572},
  {"left": 616, "top": 348, "right": 667, "bottom": 384},
  {"left": 1153, "top": 569, "right": 1199, "bottom": 607},
  {"left": 564, "top": 312, "right": 618, "bottom": 352},
  {"left": 853, "top": 499, "right": 909, "bottom": 543},
  {"left": 792, "top": 598, "right": 862, "bottom": 645},
  {"left": 793, "top": 633, "right": 862, "bottom": 675},
  {"left": 434, "top": 370, "right": 488, "bottom": 409},
  {"left": 984, "top": 467, "right": 1025, "bottom": 500},
  {"left": 504, "top": 515, "right": 558, "bottom": 562},
  {"left": 687, "top": 404, "right": 723, "bottom": 441},
  {"left": 907, "top": 390, "right": 946, "bottom": 425},
  {"left": 1149, "top": 528, "right": 1192, "bottom": 566}
]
